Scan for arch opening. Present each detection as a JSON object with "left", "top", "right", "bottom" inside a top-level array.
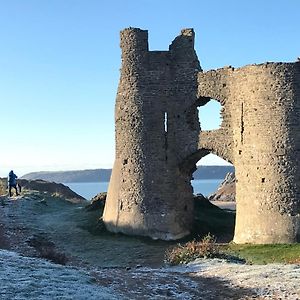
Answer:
[
  {"left": 190, "top": 153, "right": 235, "bottom": 242},
  {"left": 192, "top": 154, "right": 234, "bottom": 198}
]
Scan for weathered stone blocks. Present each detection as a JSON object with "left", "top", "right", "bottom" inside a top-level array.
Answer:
[
  {"left": 103, "top": 27, "right": 300, "bottom": 243},
  {"left": 198, "top": 63, "right": 300, "bottom": 243},
  {"left": 103, "top": 28, "right": 201, "bottom": 240}
]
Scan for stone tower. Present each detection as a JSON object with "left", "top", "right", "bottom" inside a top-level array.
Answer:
[
  {"left": 103, "top": 27, "right": 300, "bottom": 243},
  {"left": 198, "top": 63, "right": 300, "bottom": 243},
  {"left": 103, "top": 28, "right": 202, "bottom": 240}
]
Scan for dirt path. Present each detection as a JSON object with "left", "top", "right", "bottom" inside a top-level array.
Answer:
[{"left": 0, "top": 194, "right": 299, "bottom": 299}]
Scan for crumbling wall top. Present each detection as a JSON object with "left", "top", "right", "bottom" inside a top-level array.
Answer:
[{"left": 120, "top": 27, "right": 149, "bottom": 52}]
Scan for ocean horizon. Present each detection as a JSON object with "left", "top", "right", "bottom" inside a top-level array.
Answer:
[{"left": 66, "top": 179, "right": 223, "bottom": 200}]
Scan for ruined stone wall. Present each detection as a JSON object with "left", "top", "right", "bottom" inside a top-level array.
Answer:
[
  {"left": 104, "top": 27, "right": 300, "bottom": 243},
  {"left": 198, "top": 63, "right": 300, "bottom": 243},
  {"left": 103, "top": 28, "right": 202, "bottom": 239}
]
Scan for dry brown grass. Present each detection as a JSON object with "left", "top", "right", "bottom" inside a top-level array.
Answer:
[{"left": 165, "top": 233, "right": 220, "bottom": 265}]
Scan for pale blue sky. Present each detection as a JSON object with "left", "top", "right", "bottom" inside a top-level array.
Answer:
[{"left": 0, "top": 0, "right": 299, "bottom": 176}]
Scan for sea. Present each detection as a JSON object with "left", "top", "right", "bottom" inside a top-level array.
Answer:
[{"left": 66, "top": 179, "right": 223, "bottom": 200}]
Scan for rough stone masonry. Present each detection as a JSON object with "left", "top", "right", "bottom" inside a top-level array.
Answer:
[{"left": 103, "top": 27, "right": 300, "bottom": 243}]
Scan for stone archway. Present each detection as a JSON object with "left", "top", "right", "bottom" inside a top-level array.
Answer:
[{"left": 197, "top": 66, "right": 300, "bottom": 244}]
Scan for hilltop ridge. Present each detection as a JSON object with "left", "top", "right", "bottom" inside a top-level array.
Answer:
[
  {"left": 21, "top": 166, "right": 234, "bottom": 183},
  {"left": 21, "top": 169, "right": 112, "bottom": 183}
]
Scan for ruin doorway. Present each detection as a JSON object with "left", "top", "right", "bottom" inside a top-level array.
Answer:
[
  {"left": 192, "top": 154, "right": 234, "bottom": 199},
  {"left": 193, "top": 97, "right": 232, "bottom": 198},
  {"left": 191, "top": 154, "right": 235, "bottom": 241}
]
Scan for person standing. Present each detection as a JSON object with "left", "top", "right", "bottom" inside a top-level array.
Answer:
[{"left": 8, "top": 170, "right": 19, "bottom": 197}]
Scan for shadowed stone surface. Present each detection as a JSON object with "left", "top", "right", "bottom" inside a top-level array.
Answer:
[{"left": 103, "top": 27, "right": 300, "bottom": 243}]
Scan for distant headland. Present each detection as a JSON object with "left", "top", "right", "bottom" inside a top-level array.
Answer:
[{"left": 21, "top": 166, "right": 234, "bottom": 183}]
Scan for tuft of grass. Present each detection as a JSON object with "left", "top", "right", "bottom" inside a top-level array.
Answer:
[
  {"left": 225, "top": 243, "right": 300, "bottom": 265},
  {"left": 165, "top": 233, "right": 221, "bottom": 265},
  {"left": 165, "top": 237, "right": 300, "bottom": 266}
]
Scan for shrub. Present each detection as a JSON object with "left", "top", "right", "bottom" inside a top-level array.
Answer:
[{"left": 165, "top": 233, "right": 220, "bottom": 265}]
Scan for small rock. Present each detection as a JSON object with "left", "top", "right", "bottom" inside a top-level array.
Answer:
[
  {"left": 85, "top": 193, "right": 107, "bottom": 211},
  {"left": 38, "top": 200, "right": 48, "bottom": 206}
]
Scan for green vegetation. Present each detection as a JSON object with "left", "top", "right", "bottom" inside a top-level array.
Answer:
[
  {"left": 165, "top": 239, "right": 300, "bottom": 266},
  {"left": 167, "top": 198, "right": 300, "bottom": 266},
  {"left": 226, "top": 243, "right": 300, "bottom": 265},
  {"left": 81, "top": 193, "right": 300, "bottom": 266}
]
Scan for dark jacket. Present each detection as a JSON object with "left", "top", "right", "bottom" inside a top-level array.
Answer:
[{"left": 8, "top": 171, "right": 17, "bottom": 186}]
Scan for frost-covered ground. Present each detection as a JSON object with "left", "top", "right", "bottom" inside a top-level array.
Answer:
[
  {"left": 0, "top": 249, "right": 255, "bottom": 299},
  {"left": 2, "top": 249, "right": 299, "bottom": 299},
  {"left": 180, "top": 259, "right": 300, "bottom": 299},
  {"left": 0, "top": 249, "right": 119, "bottom": 299},
  {"left": 0, "top": 194, "right": 300, "bottom": 299}
]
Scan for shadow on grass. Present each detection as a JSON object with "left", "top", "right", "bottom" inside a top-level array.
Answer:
[
  {"left": 91, "top": 266, "right": 257, "bottom": 299},
  {"left": 0, "top": 224, "right": 10, "bottom": 250},
  {"left": 184, "top": 273, "right": 257, "bottom": 300},
  {"left": 27, "top": 234, "right": 68, "bottom": 265},
  {"left": 191, "top": 196, "right": 235, "bottom": 243},
  {"left": 81, "top": 196, "right": 236, "bottom": 246}
]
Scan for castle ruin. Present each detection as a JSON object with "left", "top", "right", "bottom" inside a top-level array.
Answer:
[{"left": 103, "top": 28, "right": 300, "bottom": 244}]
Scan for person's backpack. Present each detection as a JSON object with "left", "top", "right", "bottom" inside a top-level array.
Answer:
[{"left": 8, "top": 172, "right": 14, "bottom": 184}]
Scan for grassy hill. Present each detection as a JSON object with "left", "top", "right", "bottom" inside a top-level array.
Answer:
[{"left": 21, "top": 169, "right": 112, "bottom": 183}]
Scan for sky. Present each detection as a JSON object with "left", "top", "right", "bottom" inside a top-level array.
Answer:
[{"left": 0, "top": 0, "right": 299, "bottom": 176}]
